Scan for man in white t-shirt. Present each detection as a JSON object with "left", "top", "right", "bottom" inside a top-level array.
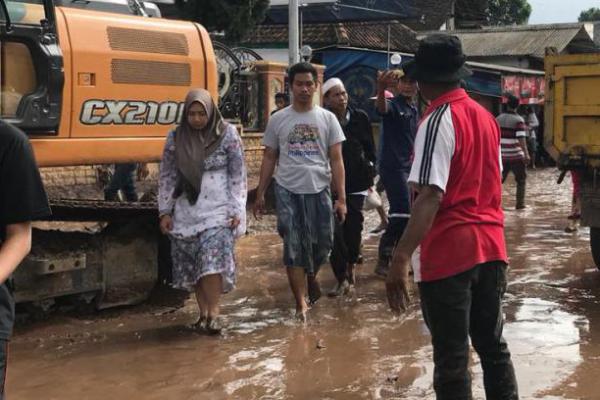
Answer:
[{"left": 253, "top": 62, "right": 347, "bottom": 321}]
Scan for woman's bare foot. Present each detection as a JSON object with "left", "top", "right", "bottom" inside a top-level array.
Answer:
[
  {"left": 187, "top": 316, "right": 207, "bottom": 333},
  {"left": 206, "top": 317, "right": 223, "bottom": 335}
]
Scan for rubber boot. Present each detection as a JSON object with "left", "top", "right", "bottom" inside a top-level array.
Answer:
[{"left": 516, "top": 181, "right": 526, "bottom": 209}]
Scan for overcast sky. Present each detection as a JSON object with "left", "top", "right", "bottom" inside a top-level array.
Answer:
[
  {"left": 529, "top": 0, "right": 599, "bottom": 24},
  {"left": 270, "top": 1, "right": 599, "bottom": 24}
]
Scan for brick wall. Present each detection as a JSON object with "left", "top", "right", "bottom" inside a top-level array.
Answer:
[
  {"left": 241, "top": 132, "right": 264, "bottom": 177},
  {"left": 40, "top": 166, "right": 98, "bottom": 187}
]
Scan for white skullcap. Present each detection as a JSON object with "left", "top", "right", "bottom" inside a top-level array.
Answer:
[{"left": 322, "top": 78, "right": 345, "bottom": 96}]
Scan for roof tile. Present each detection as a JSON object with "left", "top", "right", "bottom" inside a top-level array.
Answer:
[{"left": 243, "top": 20, "right": 418, "bottom": 52}]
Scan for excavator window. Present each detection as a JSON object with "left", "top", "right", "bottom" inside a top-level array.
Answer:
[
  {"left": 1, "top": 0, "right": 46, "bottom": 26},
  {"left": 0, "top": 0, "right": 63, "bottom": 133},
  {"left": 1, "top": 41, "right": 37, "bottom": 117},
  {"left": 0, "top": 1, "right": 41, "bottom": 118}
]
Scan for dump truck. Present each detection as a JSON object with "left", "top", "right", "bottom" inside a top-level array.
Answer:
[
  {"left": 0, "top": 0, "right": 218, "bottom": 308},
  {"left": 545, "top": 51, "right": 600, "bottom": 269}
]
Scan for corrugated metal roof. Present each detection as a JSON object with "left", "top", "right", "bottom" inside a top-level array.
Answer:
[
  {"left": 418, "top": 23, "right": 598, "bottom": 59},
  {"left": 243, "top": 20, "right": 418, "bottom": 53}
]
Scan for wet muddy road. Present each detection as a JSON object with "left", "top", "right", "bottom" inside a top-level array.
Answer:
[{"left": 8, "top": 169, "right": 600, "bottom": 399}]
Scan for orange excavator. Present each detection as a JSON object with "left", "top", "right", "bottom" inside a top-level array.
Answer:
[
  {"left": 1, "top": 0, "right": 218, "bottom": 309},
  {"left": 1, "top": 0, "right": 217, "bottom": 165}
]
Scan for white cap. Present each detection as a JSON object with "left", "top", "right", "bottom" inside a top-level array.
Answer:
[{"left": 322, "top": 78, "right": 345, "bottom": 96}]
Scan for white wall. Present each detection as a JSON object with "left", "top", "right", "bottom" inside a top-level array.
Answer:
[
  {"left": 252, "top": 48, "right": 290, "bottom": 64},
  {"left": 584, "top": 22, "right": 600, "bottom": 46}
]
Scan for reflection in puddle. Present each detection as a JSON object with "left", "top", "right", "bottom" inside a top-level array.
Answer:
[
  {"left": 505, "top": 298, "right": 585, "bottom": 398},
  {"left": 225, "top": 344, "right": 286, "bottom": 397}
]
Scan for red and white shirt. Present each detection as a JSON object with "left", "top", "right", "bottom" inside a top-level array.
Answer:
[
  {"left": 497, "top": 112, "right": 527, "bottom": 161},
  {"left": 408, "top": 89, "right": 508, "bottom": 282}
]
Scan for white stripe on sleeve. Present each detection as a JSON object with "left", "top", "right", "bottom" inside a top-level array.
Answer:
[{"left": 408, "top": 104, "right": 456, "bottom": 193}]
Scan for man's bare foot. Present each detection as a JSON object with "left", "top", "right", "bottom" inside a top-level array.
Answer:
[
  {"left": 295, "top": 308, "right": 308, "bottom": 323},
  {"left": 565, "top": 218, "right": 580, "bottom": 233}
]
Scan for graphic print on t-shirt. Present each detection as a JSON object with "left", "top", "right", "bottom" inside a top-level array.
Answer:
[{"left": 287, "top": 124, "right": 320, "bottom": 158}]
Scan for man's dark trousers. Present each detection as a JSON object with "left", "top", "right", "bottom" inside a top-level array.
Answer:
[
  {"left": 502, "top": 159, "right": 527, "bottom": 209},
  {"left": 418, "top": 261, "right": 519, "bottom": 400},
  {"left": 104, "top": 163, "right": 139, "bottom": 202},
  {"left": 378, "top": 168, "right": 411, "bottom": 268},
  {"left": 330, "top": 194, "right": 365, "bottom": 283},
  {"left": 0, "top": 338, "right": 7, "bottom": 400}
]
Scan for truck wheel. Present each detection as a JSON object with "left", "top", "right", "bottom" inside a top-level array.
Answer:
[{"left": 590, "top": 227, "right": 600, "bottom": 270}]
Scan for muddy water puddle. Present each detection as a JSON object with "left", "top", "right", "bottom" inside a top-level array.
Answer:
[{"left": 8, "top": 168, "right": 600, "bottom": 399}]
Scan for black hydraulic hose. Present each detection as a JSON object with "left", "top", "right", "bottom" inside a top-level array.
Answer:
[{"left": 0, "top": 0, "right": 13, "bottom": 33}]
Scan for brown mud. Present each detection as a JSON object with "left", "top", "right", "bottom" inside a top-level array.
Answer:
[{"left": 8, "top": 168, "right": 600, "bottom": 400}]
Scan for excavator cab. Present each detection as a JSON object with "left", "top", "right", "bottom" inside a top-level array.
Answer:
[{"left": 0, "top": 0, "right": 63, "bottom": 134}]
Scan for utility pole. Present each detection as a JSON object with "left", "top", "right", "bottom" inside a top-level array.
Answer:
[{"left": 289, "top": 0, "right": 299, "bottom": 65}]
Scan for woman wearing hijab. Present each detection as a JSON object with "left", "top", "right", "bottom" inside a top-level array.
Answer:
[{"left": 158, "top": 89, "right": 247, "bottom": 335}]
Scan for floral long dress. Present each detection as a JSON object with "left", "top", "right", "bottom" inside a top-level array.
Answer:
[{"left": 158, "top": 124, "right": 247, "bottom": 292}]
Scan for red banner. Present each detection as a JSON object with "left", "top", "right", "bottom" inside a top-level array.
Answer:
[{"left": 502, "top": 75, "right": 545, "bottom": 104}]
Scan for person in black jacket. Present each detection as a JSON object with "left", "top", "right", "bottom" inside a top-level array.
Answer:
[{"left": 322, "top": 78, "right": 377, "bottom": 296}]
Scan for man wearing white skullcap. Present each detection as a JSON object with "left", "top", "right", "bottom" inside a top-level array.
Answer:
[
  {"left": 322, "top": 77, "right": 377, "bottom": 296},
  {"left": 322, "top": 78, "right": 344, "bottom": 99}
]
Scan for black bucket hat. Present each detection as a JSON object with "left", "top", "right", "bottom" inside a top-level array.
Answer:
[{"left": 404, "top": 34, "right": 472, "bottom": 83}]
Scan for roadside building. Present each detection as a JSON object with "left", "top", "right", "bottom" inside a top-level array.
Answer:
[{"left": 423, "top": 23, "right": 599, "bottom": 71}]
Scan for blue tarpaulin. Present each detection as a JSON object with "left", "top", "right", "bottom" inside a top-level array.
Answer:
[
  {"left": 315, "top": 47, "right": 501, "bottom": 119},
  {"left": 320, "top": 48, "right": 409, "bottom": 76},
  {"left": 316, "top": 49, "right": 412, "bottom": 119},
  {"left": 463, "top": 69, "right": 502, "bottom": 98}
]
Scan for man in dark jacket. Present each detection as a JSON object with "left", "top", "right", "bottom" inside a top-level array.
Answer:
[{"left": 323, "top": 78, "right": 377, "bottom": 296}]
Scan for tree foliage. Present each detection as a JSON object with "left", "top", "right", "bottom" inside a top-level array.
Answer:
[
  {"left": 455, "top": 0, "right": 489, "bottom": 27},
  {"left": 578, "top": 7, "right": 600, "bottom": 22},
  {"left": 174, "top": 0, "right": 269, "bottom": 43},
  {"left": 487, "top": 0, "right": 532, "bottom": 26}
]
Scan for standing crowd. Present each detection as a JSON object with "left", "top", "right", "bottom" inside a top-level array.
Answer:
[{"left": 0, "top": 34, "right": 532, "bottom": 399}]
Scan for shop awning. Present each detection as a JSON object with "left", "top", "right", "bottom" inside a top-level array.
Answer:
[{"left": 502, "top": 75, "right": 546, "bottom": 104}]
